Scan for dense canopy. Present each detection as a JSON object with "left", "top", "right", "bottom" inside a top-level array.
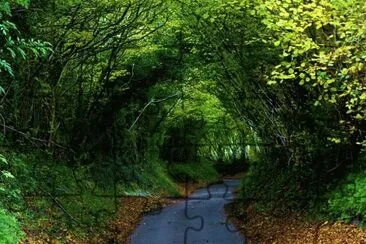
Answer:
[{"left": 0, "top": 0, "right": 365, "bottom": 242}]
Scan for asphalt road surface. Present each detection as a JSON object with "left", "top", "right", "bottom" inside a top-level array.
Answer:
[{"left": 131, "top": 179, "right": 245, "bottom": 244}]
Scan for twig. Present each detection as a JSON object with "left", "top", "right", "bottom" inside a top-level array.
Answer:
[
  {"left": 0, "top": 123, "right": 73, "bottom": 152},
  {"left": 129, "top": 99, "right": 155, "bottom": 131},
  {"left": 129, "top": 93, "right": 179, "bottom": 131},
  {"left": 38, "top": 187, "right": 79, "bottom": 224},
  {"left": 0, "top": 113, "right": 5, "bottom": 135}
]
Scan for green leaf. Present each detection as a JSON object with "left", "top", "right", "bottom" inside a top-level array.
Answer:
[
  {"left": 0, "top": 59, "right": 13, "bottom": 77},
  {"left": 1, "top": 171, "right": 15, "bottom": 179},
  {"left": 0, "top": 154, "right": 7, "bottom": 166}
]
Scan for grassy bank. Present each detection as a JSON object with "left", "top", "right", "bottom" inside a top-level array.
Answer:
[
  {"left": 1, "top": 150, "right": 220, "bottom": 243},
  {"left": 168, "top": 160, "right": 219, "bottom": 183}
]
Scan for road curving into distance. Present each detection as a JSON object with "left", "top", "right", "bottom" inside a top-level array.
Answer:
[{"left": 131, "top": 179, "right": 245, "bottom": 244}]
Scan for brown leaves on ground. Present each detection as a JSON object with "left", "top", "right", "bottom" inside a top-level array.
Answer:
[
  {"left": 107, "top": 196, "right": 176, "bottom": 244},
  {"left": 227, "top": 202, "right": 366, "bottom": 244}
]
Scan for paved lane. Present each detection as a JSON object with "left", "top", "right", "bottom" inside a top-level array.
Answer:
[{"left": 131, "top": 179, "right": 245, "bottom": 244}]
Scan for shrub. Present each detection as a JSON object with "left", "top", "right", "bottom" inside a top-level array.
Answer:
[
  {"left": 125, "top": 160, "right": 180, "bottom": 196},
  {"left": 0, "top": 153, "right": 23, "bottom": 211},
  {"left": 328, "top": 172, "right": 366, "bottom": 225},
  {"left": 0, "top": 208, "right": 25, "bottom": 244},
  {"left": 168, "top": 160, "right": 219, "bottom": 183},
  {"left": 240, "top": 154, "right": 316, "bottom": 211}
]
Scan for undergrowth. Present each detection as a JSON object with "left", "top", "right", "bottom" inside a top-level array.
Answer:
[
  {"left": 327, "top": 171, "right": 366, "bottom": 226},
  {"left": 168, "top": 160, "right": 219, "bottom": 183},
  {"left": 0, "top": 150, "right": 181, "bottom": 241},
  {"left": 240, "top": 149, "right": 366, "bottom": 227},
  {"left": 0, "top": 208, "right": 25, "bottom": 244}
]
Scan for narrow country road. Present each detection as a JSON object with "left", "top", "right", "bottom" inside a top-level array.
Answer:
[{"left": 130, "top": 179, "right": 245, "bottom": 244}]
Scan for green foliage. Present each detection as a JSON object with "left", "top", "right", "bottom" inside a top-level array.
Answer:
[
  {"left": 0, "top": 153, "right": 25, "bottom": 243},
  {"left": 328, "top": 171, "right": 366, "bottom": 225},
  {"left": 0, "top": 208, "right": 25, "bottom": 244},
  {"left": 0, "top": 153, "right": 22, "bottom": 211},
  {"left": 0, "top": 0, "right": 51, "bottom": 79},
  {"left": 130, "top": 160, "right": 180, "bottom": 197},
  {"left": 179, "top": 0, "right": 366, "bottom": 215},
  {"left": 256, "top": 0, "right": 366, "bottom": 145},
  {"left": 155, "top": 78, "right": 250, "bottom": 167},
  {"left": 168, "top": 160, "right": 219, "bottom": 183},
  {"left": 1, "top": 0, "right": 366, "bottom": 240},
  {"left": 2, "top": 151, "right": 180, "bottom": 239},
  {"left": 241, "top": 155, "right": 310, "bottom": 211}
]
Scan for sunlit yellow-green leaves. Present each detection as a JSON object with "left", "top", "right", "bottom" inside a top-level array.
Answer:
[{"left": 254, "top": 0, "right": 366, "bottom": 144}]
